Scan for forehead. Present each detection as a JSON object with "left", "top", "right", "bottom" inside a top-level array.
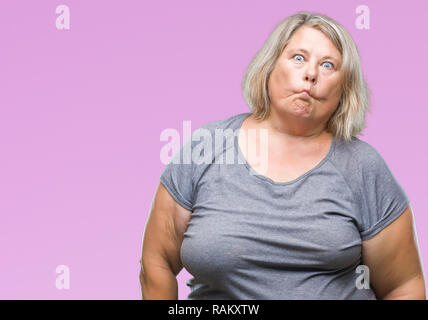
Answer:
[{"left": 285, "top": 26, "right": 341, "bottom": 59}]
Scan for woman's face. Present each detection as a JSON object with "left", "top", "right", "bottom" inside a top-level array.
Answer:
[{"left": 267, "top": 26, "right": 343, "bottom": 130}]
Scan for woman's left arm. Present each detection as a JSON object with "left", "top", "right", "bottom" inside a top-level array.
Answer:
[{"left": 362, "top": 206, "right": 426, "bottom": 299}]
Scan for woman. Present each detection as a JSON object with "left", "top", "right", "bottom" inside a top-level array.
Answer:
[{"left": 140, "top": 11, "right": 425, "bottom": 299}]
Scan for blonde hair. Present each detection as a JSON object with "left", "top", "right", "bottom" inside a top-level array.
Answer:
[{"left": 241, "top": 11, "right": 371, "bottom": 142}]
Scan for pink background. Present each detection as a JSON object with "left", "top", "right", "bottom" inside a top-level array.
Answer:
[{"left": 0, "top": 0, "right": 427, "bottom": 299}]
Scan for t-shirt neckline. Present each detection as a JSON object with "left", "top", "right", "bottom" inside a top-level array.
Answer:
[{"left": 234, "top": 112, "right": 336, "bottom": 186}]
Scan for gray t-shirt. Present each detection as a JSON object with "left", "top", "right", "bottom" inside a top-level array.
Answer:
[{"left": 159, "top": 112, "right": 410, "bottom": 300}]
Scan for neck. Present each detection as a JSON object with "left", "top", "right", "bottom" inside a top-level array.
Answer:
[{"left": 260, "top": 109, "right": 329, "bottom": 144}]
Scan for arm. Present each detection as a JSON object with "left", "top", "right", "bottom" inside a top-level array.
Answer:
[
  {"left": 139, "top": 182, "right": 192, "bottom": 299},
  {"left": 361, "top": 205, "right": 426, "bottom": 299}
]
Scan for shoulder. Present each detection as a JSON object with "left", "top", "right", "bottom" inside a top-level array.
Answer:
[
  {"left": 329, "top": 136, "right": 393, "bottom": 197},
  {"left": 198, "top": 112, "right": 249, "bottom": 133},
  {"left": 183, "top": 112, "right": 248, "bottom": 163},
  {"left": 333, "top": 136, "right": 386, "bottom": 172},
  {"left": 182, "top": 112, "right": 246, "bottom": 149}
]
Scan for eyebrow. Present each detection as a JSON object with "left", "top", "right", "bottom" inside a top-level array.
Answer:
[{"left": 293, "top": 48, "right": 340, "bottom": 64}]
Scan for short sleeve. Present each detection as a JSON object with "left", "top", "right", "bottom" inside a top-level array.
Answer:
[
  {"left": 159, "top": 133, "right": 195, "bottom": 211},
  {"left": 159, "top": 125, "right": 213, "bottom": 211},
  {"left": 357, "top": 145, "right": 410, "bottom": 240}
]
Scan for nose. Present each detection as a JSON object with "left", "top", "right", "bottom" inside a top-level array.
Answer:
[{"left": 304, "top": 62, "right": 317, "bottom": 85}]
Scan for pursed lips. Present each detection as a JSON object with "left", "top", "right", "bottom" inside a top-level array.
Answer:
[{"left": 299, "top": 90, "right": 312, "bottom": 102}]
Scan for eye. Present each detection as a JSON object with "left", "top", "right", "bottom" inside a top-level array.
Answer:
[
  {"left": 293, "top": 54, "right": 335, "bottom": 69},
  {"left": 322, "top": 61, "right": 334, "bottom": 69},
  {"left": 293, "top": 54, "right": 304, "bottom": 62}
]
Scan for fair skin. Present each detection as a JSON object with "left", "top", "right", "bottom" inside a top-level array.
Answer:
[
  {"left": 139, "top": 25, "right": 425, "bottom": 299},
  {"left": 237, "top": 26, "right": 342, "bottom": 183},
  {"left": 140, "top": 182, "right": 191, "bottom": 299}
]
